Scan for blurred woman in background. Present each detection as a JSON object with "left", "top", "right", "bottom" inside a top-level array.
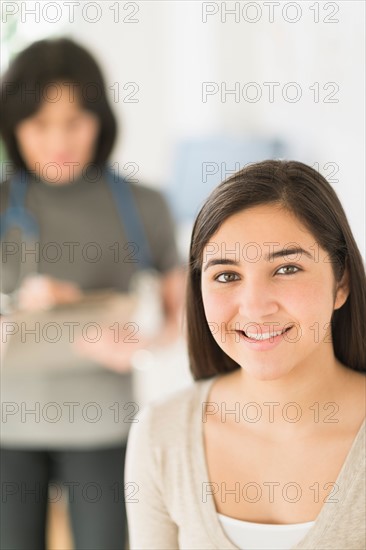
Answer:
[{"left": 0, "top": 38, "right": 183, "bottom": 550}]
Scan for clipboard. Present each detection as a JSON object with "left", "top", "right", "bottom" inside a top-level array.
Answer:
[{"left": 1, "top": 291, "right": 138, "bottom": 374}]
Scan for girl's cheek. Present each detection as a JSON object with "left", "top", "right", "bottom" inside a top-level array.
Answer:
[
  {"left": 202, "top": 289, "right": 235, "bottom": 322},
  {"left": 293, "top": 280, "right": 328, "bottom": 310}
]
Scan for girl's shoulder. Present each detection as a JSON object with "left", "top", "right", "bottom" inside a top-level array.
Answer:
[{"left": 129, "top": 377, "right": 217, "bottom": 448}]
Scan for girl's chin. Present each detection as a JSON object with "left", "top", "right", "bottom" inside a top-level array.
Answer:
[{"left": 236, "top": 363, "right": 293, "bottom": 382}]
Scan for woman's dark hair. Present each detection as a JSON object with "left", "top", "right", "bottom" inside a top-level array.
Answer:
[
  {"left": 0, "top": 37, "right": 117, "bottom": 169},
  {"left": 187, "top": 159, "right": 366, "bottom": 380}
]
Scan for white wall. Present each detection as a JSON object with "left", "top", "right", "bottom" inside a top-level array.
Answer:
[{"left": 73, "top": 0, "right": 365, "bottom": 256}]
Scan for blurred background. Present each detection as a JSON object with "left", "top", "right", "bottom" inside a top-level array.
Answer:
[
  {"left": 1, "top": 1, "right": 365, "bottom": 548},
  {"left": 2, "top": 0, "right": 365, "bottom": 258}
]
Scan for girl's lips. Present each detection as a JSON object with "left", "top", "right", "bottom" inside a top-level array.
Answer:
[
  {"left": 243, "top": 325, "right": 293, "bottom": 339},
  {"left": 236, "top": 326, "right": 294, "bottom": 351}
]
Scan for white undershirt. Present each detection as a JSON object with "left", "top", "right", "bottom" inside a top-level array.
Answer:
[{"left": 217, "top": 513, "right": 316, "bottom": 550}]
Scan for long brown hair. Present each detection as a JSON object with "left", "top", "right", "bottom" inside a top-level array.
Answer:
[{"left": 186, "top": 160, "right": 366, "bottom": 380}]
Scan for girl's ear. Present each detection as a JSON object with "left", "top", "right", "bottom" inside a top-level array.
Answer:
[{"left": 333, "top": 268, "right": 350, "bottom": 311}]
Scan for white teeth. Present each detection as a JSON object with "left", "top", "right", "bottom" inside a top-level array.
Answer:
[{"left": 245, "top": 330, "right": 284, "bottom": 341}]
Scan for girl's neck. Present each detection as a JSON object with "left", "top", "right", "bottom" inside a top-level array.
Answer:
[{"left": 218, "top": 352, "right": 356, "bottom": 440}]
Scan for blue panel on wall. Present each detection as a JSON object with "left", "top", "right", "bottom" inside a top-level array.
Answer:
[{"left": 165, "top": 136, "right": 286, "bottom": 222}]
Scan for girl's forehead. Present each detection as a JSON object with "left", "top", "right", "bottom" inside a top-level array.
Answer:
[
  {"left": 200, "top": 205, "right": 324, "bottom": 267},
  {"left": 210, "top": 205, "right": 311, "bottom": 241}
]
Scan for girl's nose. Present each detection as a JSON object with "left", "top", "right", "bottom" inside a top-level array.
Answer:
[{"left": 238, "top": 277, "right": 279, "bottom": 321}]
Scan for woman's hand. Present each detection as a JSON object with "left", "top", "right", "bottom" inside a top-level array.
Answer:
[
  {"left": 74, "top": 317, "right": 181, "bottom": 373},
  {"left": 17, "top": 275, "right": 83, "bottom": 311},
  {"left": 74, "top": 324, "right": 153, "bottom": 373}
]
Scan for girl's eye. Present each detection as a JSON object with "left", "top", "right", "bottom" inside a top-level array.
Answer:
[
  {"left": 276, "top": 265, "right": 300, "bottom": 275},
  {"left": 214, "top": 272, "right": 240, "bottom": 283}
]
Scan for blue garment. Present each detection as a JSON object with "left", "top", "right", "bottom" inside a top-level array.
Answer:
[{"left": 0, "top": 166, "right": 153, "bottom": 269}]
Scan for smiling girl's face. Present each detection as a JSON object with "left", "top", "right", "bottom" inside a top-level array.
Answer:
[{"left": 201, "top": 204, "right": 349, "bottom": 381}]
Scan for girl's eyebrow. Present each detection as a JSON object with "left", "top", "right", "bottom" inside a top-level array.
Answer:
[
  {"left": 203, "top": 247, "right": 314, "bottom": 272},
  {"left": 203, "top": 258, "right": 238, "bottom": 272}
]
